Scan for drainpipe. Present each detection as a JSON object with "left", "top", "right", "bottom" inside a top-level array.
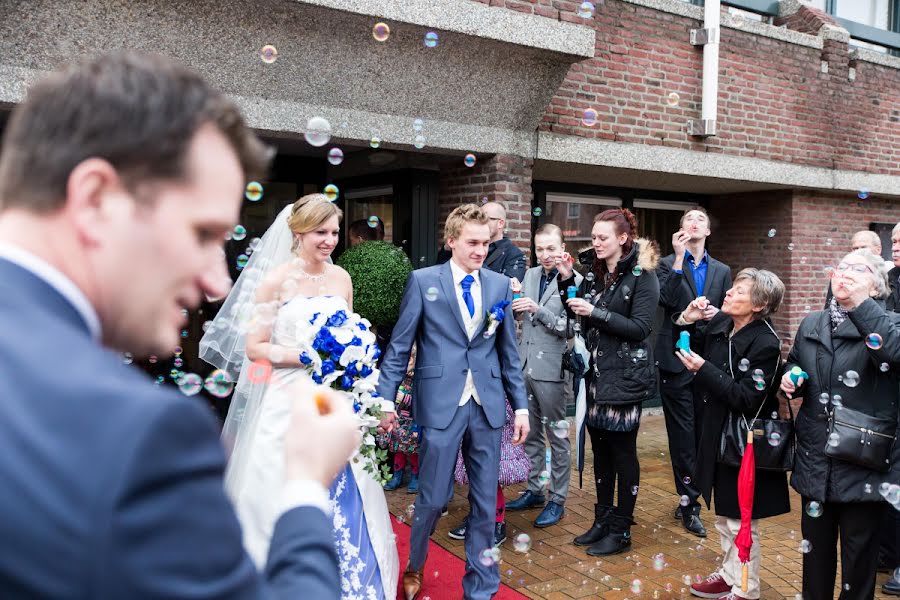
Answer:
[{"left": 688, "top": 0, "right": 720, "bottom": 137}]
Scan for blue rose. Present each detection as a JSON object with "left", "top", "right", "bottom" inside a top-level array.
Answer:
[
  {"left": 490, "top": 300, "right": 510, "bottom": 322},
  {"left": 345, "top": 362, "right": 359, "bottom": 377},
  {"left": 353, "top": 400, "right": 362, "bottom": 413},
  {"left": 311, "top": 373, "right": 323, "bottom": 385},
  {"left": 340, "top": 375, "right": 354, "bottom": 390},
  {"left": 308, "top": 312, "right": 320, "bottom": 325},
  {"left": 299, "top": 352, "right": 312, "bottom": 366},
  {"left": 372, "top": 347, "right": 382, "bottom": 361},
  {"left": 356, "top": 322, "right": 367, "bottom": 331},
  {"left": 326, "top": 310, "right": 348, "bottom": 328},
  {"left": 321, "top": 360, "right": 336, "bottom": 376},
  {"left": 360, "top": 365, "right": 373, "bottom": 378},
  {"left": 349, "top": 336, "right": 363, "bottom": 347}
]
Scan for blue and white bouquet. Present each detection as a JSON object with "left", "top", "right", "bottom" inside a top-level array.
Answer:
[{"left": 296, "top": 307, "right": 389, "bottom": 483}]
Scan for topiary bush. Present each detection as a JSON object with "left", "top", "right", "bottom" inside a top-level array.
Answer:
[{"left": 336, "top": 240, "right": 413, "bottom": 326}]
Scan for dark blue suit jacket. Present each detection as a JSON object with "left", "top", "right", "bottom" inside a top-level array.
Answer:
[{"left": 0, "top": 258, "right": 339, "bottom": 599}]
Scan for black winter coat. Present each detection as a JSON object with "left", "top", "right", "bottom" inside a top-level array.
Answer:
[
  {"left": 888, "top": 266, "right": 900, "bottom": 313},
  {"left": 683, "top": 312, "right": 790, "bottom": 519},
  {"left": 559, "top": 239, "right": 660, "bottom": 406},
  {"left": 787, "top": 298, "right": 900, "bottom": 503}
]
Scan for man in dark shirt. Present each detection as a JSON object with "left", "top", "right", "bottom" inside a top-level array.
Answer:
[
  {"left": 655, "top": 207, "right": 732, "bottom": 538},
  {"left": 881, "top": 223, "right": 900, "bottom": 597},
  {"left": 437, "top": 201, "right": 525, "bottom": 282}
]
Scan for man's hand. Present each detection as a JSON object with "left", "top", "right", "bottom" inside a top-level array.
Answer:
[
  {"left": 512, "top": 297, "right": 539, "bottom": 314},
  {"left": 511, "top": 413, "right": 530, "bottom": 445},
  {"left": 676, "top": 348, "right": 706, "bottom": 373},
  {"left": 555, "top": 252, "right": 574, "bottom": 279},
  {"left": 672, "top": 230, "right": 690, "bottom": 257},
  {"left": 283, "top": 380, "right": 363, "bottom": 487},
  {"left": 377, "top": 411, "right": 398, "bottom": 434}
]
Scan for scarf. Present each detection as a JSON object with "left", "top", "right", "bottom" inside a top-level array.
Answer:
[{"left": 828, "top": 296, "right": 849, "bottom": 332}]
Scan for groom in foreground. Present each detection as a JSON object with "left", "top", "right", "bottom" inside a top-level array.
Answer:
[
  {"left": 378, "top": 204, "right": 529, "bottom": 600},
  {"left": 0, "top": 53, "right": 357, "bottom": 597}
]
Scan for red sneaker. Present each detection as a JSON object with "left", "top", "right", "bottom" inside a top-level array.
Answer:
[{"left": 690, "top": 572, "right": 731, "bottom": 598}]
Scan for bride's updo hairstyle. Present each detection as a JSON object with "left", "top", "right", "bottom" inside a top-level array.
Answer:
[{"left": 287, "top": 193, "right": 343, "bottom": 251}]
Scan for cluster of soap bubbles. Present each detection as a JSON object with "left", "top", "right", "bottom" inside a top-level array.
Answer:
[{"left": 479, "top": 547, "right": 501, "bottom": 567}]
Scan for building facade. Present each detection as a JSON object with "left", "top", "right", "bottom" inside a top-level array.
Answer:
[{"left": 2, "top": 0, "right": 899, "bottom": 350}]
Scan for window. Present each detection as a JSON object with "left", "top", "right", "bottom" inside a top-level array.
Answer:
[
  {"left": 803, "top": 0, "right": 900, "bottom": 54},
  {"left": 567, "top": 203, "right": 581, "bottom": 219}
]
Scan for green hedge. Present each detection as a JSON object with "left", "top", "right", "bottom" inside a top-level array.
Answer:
[{"left": 336, "top": 241, "right": 413, "bottom": 326}]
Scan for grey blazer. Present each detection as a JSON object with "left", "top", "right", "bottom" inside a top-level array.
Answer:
[
  {"left": 377, "top": 261, "right": 528, "bottom": 429},
  {"left": 518, "top": 267, "right": 583, "bottom": 382}
]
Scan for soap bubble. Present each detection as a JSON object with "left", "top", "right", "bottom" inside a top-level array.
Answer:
[
  {"left": 414, "top": 135, "right": 426, "bottom": 149},
  {"left": 177, "top": 373, "right": 203, "bottom": 396},
  {"left": 799, "top": 539, "right": 812, "bottom": 553},
  {"left": 768, "top": 431, "right": 782, "bottom": 446},
  {"left": 805, "top": 501, "right": 823, "bottom": 518},
  {"left": 369, "top": 136, "right": 381, "bottom": 149},
  {"left": 323, "top": 184, "right": 339, "bottom": 201},
  {"left": 406, "top": 504, "right": 415, "bottom": 519},
  {"left": 787, "top": 242, "right": 795, "bottom": 251},
  {"left": 683, "top": 476, "right": 692, "bottom": 485},
  {"left": 373, "top": 22, "right": 390, "bottom": 42},
  {"left": 259, "top": 44, "right": 278, "bottom": 64},
  {"left": 683, "top": 575, "right": 692, "bottom": 586},
  {"left": 751, "top": 368, "right": 765, "bottom": 382},
  {"left": 582, "top": 108, "right": 598, "bottom": 126},
  {"left": 204, "top": 369, "right": 234, "bottom": 398},
  {"left": 304, "top": 116, "right": 332, "bottom": 147},
  {"left": 464, "top": 154, "right": 477, "bottom": 167},
  {"left": 826, "top": 238, "right": 833, "bottom": 246},
  {"left": 653, "top": 554, "right": 665, "bottom": 571},
  {"left": 864, "top": 483, "right": 873, "bottom": 494},
  {"left": 738, "top": 358, "right": 750, "bottom": 372},
  {"left": 886, "top": 485, "right": 900, "bottom": 504},
  {"left": 532, "top": 207, "right": 543, "bottom": 217},
  {"left": 244, "top": 181, "right": 264, "bottom": 201},
  {"left": 679, "top": 495, "right": 690, "bottom": 507},
  {"left": 367, "top": 216, "right": 379, "bottom": 228},
  {"left": 479, "top": 547, "right": 501, "bottom": 566},
  {"left": 858, "top": 188, "right": 870, "bottom": 200},
  {"left": 424, "top": 31, "right": 439, "bottom": 48},
  {"left": 413, "top": 118, "right": 425, "bottom": 132},
  {"left": 551, "top": 420, "right": 570, "bottom": 439},
  {"left": 842, "top": 370, "right": 859, "bottom": 387},
  {"left": 122, "top": 352, "right": 133, "bottom": 365},
  {"left": 236, "top": 254, "right": 249, "bottom": 270},
  {"left": 577, "top": 2, "right": 596, "bottom": 18},
  {"left": 818, "top": 392, "right": 830, "bottom": 405},
  {"left": 880, "top": 482, "right": 891, "bottom": 496},
  {"left": 832, "top": 394, "right": 843, "bottom": 407},
  {"left": 755, "top": 380, "right": 766, "bottom": 391},
  {"left": 232, "top": 225, "right": 247, "bottom": 241},
  {"left": 827, "top": 432, "right": 841, "bottom": 447},
  {"left": 425, "top": 287, "right": 439, "bottom": 302},
  {"left": 767, "top": 228, "right": 777, "bottom": 238},
  {"left": 881, "top": 363, "right": 890, "bottom": 372},
  {"left": 632, "top": 266, "right": 643, "bottom": 276},
  {"left": 630, "top": 579, "right": 642, "bottom": 594},
  {"left": 666, "top": 92, "right": 680, "bottom": 106},
  {"left": 513, "top": 533, "right": 532, "bottom": 553},
  {"left": 631, "top": 485, "right": 639, "bottom": 495},
  {"left": 327, "top": 147, "right": 344, "bottom": 165},
  {"left": 866, "top": 333, "right": 883, "bottom": 350},
  {"left": 538, "top": 470, "right": 550, "bottom": 486}
]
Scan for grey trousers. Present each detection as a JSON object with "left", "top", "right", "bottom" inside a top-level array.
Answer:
[
  {"left": 408, "top": 400, "right": 502, "bottom": 600},
  {"left": 524, "top": 374, "right": 570, "bottom": 503}
]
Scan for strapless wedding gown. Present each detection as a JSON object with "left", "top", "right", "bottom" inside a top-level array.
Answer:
[{"left": 225, "top": 295, "right": 399, "bottom": 600}]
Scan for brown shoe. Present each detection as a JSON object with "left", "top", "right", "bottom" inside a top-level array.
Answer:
[{"left": 402, "top": 568, "right": 423, "bottom": 600}]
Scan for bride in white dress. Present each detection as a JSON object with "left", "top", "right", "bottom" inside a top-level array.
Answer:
[{"left": 200, "top": 194, "right": 399, "bottom": 600}]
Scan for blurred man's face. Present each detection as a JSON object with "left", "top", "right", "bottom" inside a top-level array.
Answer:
[
  {"left": 851, "top": 232, "right": 881, "bottom": 254},
  {"left": 482, "top": 203, "right": 505, "bottom": 240},
  {"left": 90, "top": 125, "right": 243, "bottom": 357},
  {"left": 892, "top": 231, "right": 900, "bottom": 268}
]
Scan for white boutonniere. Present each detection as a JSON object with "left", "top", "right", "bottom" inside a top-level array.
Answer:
[{"left": 483, "top": 300, "right": 511, "bottom": 339}]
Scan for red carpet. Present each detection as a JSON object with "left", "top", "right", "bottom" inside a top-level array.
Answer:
[{"left": 391, "top": 519, "right": 528, "bottom": 600}]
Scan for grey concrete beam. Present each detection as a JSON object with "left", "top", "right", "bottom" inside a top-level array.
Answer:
[
  {"left": 536, "top": 131, "right": 900, "bottom": 197},
  {"left": 290, "top": 0, "right": 596, "bottom": 58}
]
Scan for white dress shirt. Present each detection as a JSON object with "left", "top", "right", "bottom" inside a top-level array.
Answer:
[{"left": 0, "top": 243, "right": 329, "bottom": 517}]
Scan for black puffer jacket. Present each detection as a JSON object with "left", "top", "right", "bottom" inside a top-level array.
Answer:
[
  {"left": 787, "top": 299, "right": 900, "bottom": 503},
  {"left": 682, "top": 313, "right": 790, "bottom": 519},
  {"left": 559, "top": 239, "right": 660, "bottom": 406}
]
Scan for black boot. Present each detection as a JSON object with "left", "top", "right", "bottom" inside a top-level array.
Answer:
[
  {"left": 586, "top": 513, "right": 634, "bottom": 556},
  {"left": 574, "top": 504, "right": 612, "bottom": 546}
]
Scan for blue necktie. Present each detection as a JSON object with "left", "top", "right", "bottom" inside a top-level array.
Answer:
[{"left": 460, "top": 274, "right": 475, "bottom": 318}]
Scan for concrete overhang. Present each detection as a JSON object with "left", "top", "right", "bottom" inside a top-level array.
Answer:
[
  {"left": 534, "top": 132, "right": 900, "bottom": 198},
  {"left": 0, "top": 0, "right": 595, "bottom": 155}
]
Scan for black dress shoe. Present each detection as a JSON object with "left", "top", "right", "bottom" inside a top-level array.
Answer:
[
  {"left": 505, "top": 490, "right": 545, "bottom": 511},
  {"left": 682, "top": 513, "right": 707, "bottom": 538},
  {"left": 534, "top": 501, "right": 565, "bottom": 528},
  {"left": 674, "top": 505, "right": 682, "bottom": 520},
  {"left": 884, "top": 576, "right": 900, "bottom": 596}
]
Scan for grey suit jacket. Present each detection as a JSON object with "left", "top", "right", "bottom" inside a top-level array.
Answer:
[
  {"left": 518, "top": 267, "right": 583, "bottom": 382},
  {"left": 377, "top": 261, "right": 528, "bottom": 429}
]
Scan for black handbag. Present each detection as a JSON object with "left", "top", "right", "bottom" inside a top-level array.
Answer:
[
  {"left": 717, "top": 323, "right": 795, "bottom": 472},
  {"left": 825, "top": 405, "right": 896, "bottom": 472}
]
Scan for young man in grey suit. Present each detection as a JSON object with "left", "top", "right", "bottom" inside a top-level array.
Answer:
[
  {"left": 377, "top": 204, "right": 529, "bottom": 600},
  {"left": 0, "top": 53, "right": 357, "bottom": 598},
  {"left": 506, "top": 224, "right": 582, "bottom": 528},
  {"left": 654, "top": 207, "right": 731, "bottom": 538}
]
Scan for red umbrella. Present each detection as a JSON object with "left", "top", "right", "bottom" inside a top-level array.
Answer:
[{"left": 736, "top": 429, "right": 756, "bottom": 592}]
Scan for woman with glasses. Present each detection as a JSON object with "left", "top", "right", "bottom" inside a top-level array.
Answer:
[{"left": 780, "top": 249, "right": 900, "bottom": 599}]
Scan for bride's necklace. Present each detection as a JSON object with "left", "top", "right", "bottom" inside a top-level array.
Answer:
[{"left": 296, "top": 266, "right": 327, "bottom": 282}]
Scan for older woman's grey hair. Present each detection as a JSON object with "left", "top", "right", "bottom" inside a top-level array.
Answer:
[
  {"left": 733, "top": 268, "right": 785, "bottom": 319},
  {"left": 845, "top": 249, "right": 890, "bottom": 300}
]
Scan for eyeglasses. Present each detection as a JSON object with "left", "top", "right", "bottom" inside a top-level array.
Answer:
[{"left": 836, "top": 262, "right": 873, "bottom": 274}]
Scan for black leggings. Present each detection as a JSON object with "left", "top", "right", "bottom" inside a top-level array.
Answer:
[{"left": 588, "top": 426, "right": 640, "bottom": 518}]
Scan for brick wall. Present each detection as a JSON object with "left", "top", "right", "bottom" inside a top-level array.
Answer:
[
  {"left": 710, "top": 191, "right": 900, "bottom": 343},
  {"left": 468, "top": 0, "right": 900, "bottom": 176},
  {"left": 437, "top": 154, "right": 534, "bottom": 260}
]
